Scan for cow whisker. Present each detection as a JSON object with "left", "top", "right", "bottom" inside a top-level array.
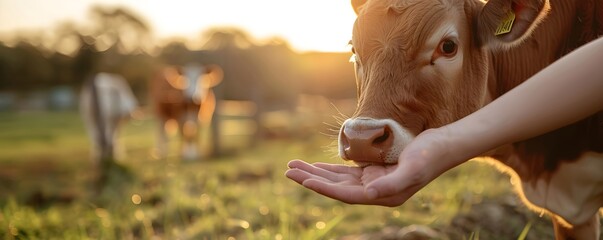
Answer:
[
  {"left": 329, "top": 102, "right": 350, "bottom": 123},
  {"left": 321, "top": 140, "right": 341, "bottom": 160}
]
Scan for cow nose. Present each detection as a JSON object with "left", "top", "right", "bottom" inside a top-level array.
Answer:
[{"left": 340, "top": 120, "right": 394, "bottom": 163}]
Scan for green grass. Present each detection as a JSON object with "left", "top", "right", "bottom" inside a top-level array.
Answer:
[{"left": 0, "top": 111, "right": 558, "bottom": 239}]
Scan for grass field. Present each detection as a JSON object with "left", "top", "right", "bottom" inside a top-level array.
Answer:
[{"left": 0, "top": 111, "right": 563, "bottom": 239}]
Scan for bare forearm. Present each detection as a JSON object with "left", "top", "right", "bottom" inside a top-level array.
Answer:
[{"left": 445, "top": 37, "right": 603, "bottom": 162}]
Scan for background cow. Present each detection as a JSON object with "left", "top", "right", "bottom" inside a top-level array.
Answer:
[
  {"left": 340, "top": 0, "right": 602, "bottom": 239},
  {"left": 151, "top": 63, "right": 223, "bottom": 160},
  {"left": 80, "top": 72, "right": 139, "bottom": 190}
]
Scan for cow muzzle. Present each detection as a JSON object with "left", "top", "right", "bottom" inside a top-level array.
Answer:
[{"left": 338, "top": 118, "right": 414, "bottom": 166}]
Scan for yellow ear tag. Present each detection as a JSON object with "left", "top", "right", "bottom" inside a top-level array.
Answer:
[{"left": 495, "top": 11, "right": 516, "bottom": 36}]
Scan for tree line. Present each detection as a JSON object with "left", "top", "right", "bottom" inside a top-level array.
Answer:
[{"left": 0, "top": 6, "right": 357, "bottom": 109}]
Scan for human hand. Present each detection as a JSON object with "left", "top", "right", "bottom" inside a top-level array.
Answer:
[
  {"left": 285, "top": 157, "right": 430, "bottom": 206},
  {"left": 286, "top": 129, "right": 462, "bottom": 206}
]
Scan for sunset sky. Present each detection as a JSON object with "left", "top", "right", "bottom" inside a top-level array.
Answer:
[{"left": 0, "top": 0, "right": 358, "bottom": 52}]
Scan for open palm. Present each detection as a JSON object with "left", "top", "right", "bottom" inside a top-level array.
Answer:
[{"left": 285, "top": 160, "right": 424, "bottom": 206}]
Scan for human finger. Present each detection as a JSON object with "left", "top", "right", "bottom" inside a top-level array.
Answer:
[
  {"left": 303, "top": 178, "right": 410, "bottom": 206},
  {"left": 285, "top": 168, "right": 332, "bottom": 185},
  {"left": 363, "top": 166, "right": 425, "bottom": 200},
  {"left": 302, "top": 178, "right": 367, "bottom": 204},
  {"left": 288, "top": 159, "right": 359, "bottom": 183},
  {"left": 312, "top": 162, "right": 363, "bottom": 177}
]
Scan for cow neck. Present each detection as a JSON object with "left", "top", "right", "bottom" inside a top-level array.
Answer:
[
  {"left": 488, "top": 0, "right": 580, "bottom": 99},
  {"left": 482, "top": 0, "right": 603, "bottom": 178}
]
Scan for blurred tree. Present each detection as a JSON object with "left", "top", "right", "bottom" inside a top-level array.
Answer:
[
  {"left": 9, "top": 41, "right": 54, "bottom": 91},
  {"left": 88, "top": 5, "right": 152, "bottom": 53},
  {"left": 0, "top": 42, "right": 18, "bottom": 90},
  {"left": 52, "top": 22, "right": 83, "bottom": 57},
  {"left": 251, "top": 40, "right": 300, "bottom": 110},
  {"left": 197, "top": 27, "right": 301, "bottom": 106},
  {"left": 297, "top": 52, "right": 356, "bottom": 99},
  {"left": 201, "top": 27, "right": 255, "bottom": 50},
  {"left": 159, "top": 41, "right": 193, "bottom": 66},
  {"left": 118, "top": 52, "right": 156, "bottom": 105},
  {"left": 49, "top": 52, "right": 74, "bottom": 86},
  {"left": 72, "top": 36, "right": 99, "bottom": 87}
]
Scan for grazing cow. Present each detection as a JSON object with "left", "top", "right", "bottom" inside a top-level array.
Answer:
[
  {"left": 340, "top": 0, "right": 602, "bottom": 238},
  {"left": 80, "top": 72, "right": 138, "bottom": 166},
  {"left": 151, "top": 63, "right": 223, "bottom": 160}
]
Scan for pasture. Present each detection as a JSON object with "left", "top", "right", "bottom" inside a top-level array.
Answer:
[{"left": 0, "top": 111, "right": 558, "bottom": 239}]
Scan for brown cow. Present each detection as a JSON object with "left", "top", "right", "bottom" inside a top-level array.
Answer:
[
  {"left": 340, "top": 0, "right": 602, "bottom": 239},
  {"left": 151, "top": 63, "right": 223, "bottom": 160}
]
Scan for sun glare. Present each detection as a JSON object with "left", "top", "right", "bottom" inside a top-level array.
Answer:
[{"left": 0, "top": 0, "right": 357, "bottom": 52}]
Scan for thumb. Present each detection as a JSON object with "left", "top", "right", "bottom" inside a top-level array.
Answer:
[{"left": 364, "top": 166, "right": 413, "bottom": 200}]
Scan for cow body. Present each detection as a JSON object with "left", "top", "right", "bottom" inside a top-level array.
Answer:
[
  {"left": 151, "top": 64, "right": 222, "bottom": 160},
  {"left": 484, "top": 0, "right": 603, "bottom": 232},
  {"left": 341, "top": 0, "right": 602, "bottom": 238},
  {"left": 80, "top": 72, "right": 138, "bottom": 163}
]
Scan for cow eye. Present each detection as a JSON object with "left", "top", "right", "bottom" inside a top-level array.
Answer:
[
  {"left": 439, "top": 39, "right": 457, "bottom": 56},
  {"left": 348, "top": 40, "right": 355, "bottom": 54}
]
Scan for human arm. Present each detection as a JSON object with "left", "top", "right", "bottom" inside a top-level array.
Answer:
[{"left": 439, "top": 37, "right": 603, "bottom": 165}]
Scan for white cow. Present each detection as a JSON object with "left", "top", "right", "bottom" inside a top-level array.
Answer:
[{"left": 80, "top": 72, "right": 138, "bottom": 164}]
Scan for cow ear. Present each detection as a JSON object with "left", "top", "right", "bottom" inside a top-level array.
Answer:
[
  {"left": 203, "top": 64, "right": 224, "bottom": 88},
  {"left": 476, "top": 0, "right": 550, "bottom": 48},
  {"left": 351, "top": 0, "right": 367, "bottom": 15}
]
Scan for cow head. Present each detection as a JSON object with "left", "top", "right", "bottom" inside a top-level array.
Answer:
[{"left": 339, "top": 0, "right": 550, "bottom": 166}]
